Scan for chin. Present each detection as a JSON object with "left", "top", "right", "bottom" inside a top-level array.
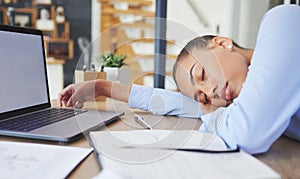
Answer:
[
  {"left": 211, "top": 99, "right": 230, "bottom": 107},
  {"left": 225, "top": 100, "right": 233, "bottom": 106}
]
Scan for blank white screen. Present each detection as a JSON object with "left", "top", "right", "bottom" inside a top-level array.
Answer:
[{"left": 0, "top": 30, "right": 48, "bottom": 113}]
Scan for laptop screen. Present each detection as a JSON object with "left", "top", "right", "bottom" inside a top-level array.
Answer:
[{"left": 0, "top": 27, "right": 49, "bottom": 114}]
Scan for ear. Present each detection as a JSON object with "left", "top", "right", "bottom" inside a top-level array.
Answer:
[{"left": 211, "top": 37, "right": 233, "bottom": 51}]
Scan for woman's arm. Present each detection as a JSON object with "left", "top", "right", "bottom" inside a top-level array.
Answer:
[
  {"left": 58, "top": 79, "right": 130, "bottom": 108},
  {"left": 58, "top": 80, "right": 203, "bottom": 118},
  {"left": 128, "top": 84, "right": 203, "bottom": 118},
  {"left": 98, "top": 80, "right": 131, "bottom": 102}
]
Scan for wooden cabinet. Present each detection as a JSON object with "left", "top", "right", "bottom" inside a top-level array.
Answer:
[{"left": 0, "top": 1, "right": 73, "bottom": 60}]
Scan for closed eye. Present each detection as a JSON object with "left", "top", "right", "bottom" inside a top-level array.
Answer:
[
  {"left": 191, "top": 63, "right": 205, "bottom": 85},
  {"left": 195, "top": 91, "right": 209, "bottom": 104},
  {"left": 201, "top": 68, "right": 205, "bottom": 81},
  {"left": 189, "top": 63, "right": 197, "bottom": 85}
]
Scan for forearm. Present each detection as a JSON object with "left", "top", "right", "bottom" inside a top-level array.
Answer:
[
  {"left": 128, "top": 84, "right": 203, "bottom": 118},
  {"left": 94, "top": 81, "right": 203, "bottom": 118},
  {"left": 95, "top": 79, "right": 131, "bottom": 102}
]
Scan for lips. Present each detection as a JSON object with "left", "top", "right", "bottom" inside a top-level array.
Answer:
[{"left": 221, "top": 82, "right": 233, "bottom": 101}]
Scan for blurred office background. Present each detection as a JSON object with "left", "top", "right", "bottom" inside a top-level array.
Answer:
[{"left": 0, "top": 0, "right": 296, "bottom": 99}]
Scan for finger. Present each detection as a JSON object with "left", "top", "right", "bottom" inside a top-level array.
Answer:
[
  {"left": 74, "top": 101, "right": 84, "bottom": 109},
  {"left": 57, "top": 92, "right": 63, "bottom": 107},
  {"left": 61, "top": 97, "right": 69, "bottom": 107},
  {"left": 58, "top": 94, "right": 64, "bottom": 107},
  {"left": 59, "top": 95, "right": 70, "bottom": 107},
  {"left": 59, "top": 85, "right": 75, "bottom": 107},
  {"left": 66, "top": 97, "right": 74, "bottom": 107},
  {"left": 77, "top": 103, "right": 84, "bottom": 108},
  {"left": 67, "top": 93, "right": 80, "bottom": 107}
]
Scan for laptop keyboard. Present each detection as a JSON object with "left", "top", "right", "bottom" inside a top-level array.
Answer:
[{"left": 0, "top": 108, "right": 87, "bottom": 132}]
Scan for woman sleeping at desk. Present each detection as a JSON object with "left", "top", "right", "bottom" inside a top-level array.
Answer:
[{"left": 58, "top": 4, "right": 300, "bottom": 154}]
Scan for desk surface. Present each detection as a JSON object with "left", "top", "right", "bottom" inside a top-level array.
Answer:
[{"left": 1, "top": 99, "right": 300, "bottom": 179}]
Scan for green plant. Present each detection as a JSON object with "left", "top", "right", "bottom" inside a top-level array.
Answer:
[{"left": 95, "top": 51, "right": 126, "bottom": 68}]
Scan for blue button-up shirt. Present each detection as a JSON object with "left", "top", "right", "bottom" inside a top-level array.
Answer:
[{"left": 128, "top": 4, "right": 300, "bottom": 154}]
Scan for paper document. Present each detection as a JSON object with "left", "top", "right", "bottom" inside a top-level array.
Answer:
[
  {"left": 0, "top": 141, "right": 93, "bottom": 179},
  {"left": 90, "top": 130, "right": 280, "bottom": 179}
]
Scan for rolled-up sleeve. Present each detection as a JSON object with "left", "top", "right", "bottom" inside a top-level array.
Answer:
[{"left": 128, "top": 84, "right": 203, "bottom": 118}]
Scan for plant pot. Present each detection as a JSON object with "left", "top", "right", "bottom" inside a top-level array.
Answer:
[
  {"left": 118, "top": 66, "right": 130, "bottom": 84},
  {"left": 103, "top": 66, "right": 130, "bottom": 84},
  {"left": 104, "top": 67, "right": 119, "bottom": 81}
]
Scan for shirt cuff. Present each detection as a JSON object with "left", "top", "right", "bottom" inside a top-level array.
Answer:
[
  {"left": 199, "top": 107, "right": 238, "bottom": 149},
  {"left": 128, "top": 84, "right": 153, "bottom": 111},
  {"left": 199, "top": 107, "right": 226, "bottom": 133}
]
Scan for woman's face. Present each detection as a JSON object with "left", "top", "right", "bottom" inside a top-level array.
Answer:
[{"left": 175, "top": 39, "right": 248, "bottom": 110}]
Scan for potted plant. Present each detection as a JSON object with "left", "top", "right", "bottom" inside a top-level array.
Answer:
[{"left": 95, "top": 51, "right": 128, "bottom": 82}]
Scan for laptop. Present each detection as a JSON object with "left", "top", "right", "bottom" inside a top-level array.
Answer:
[{"left": 0, "top": 25, "right": 124, "bottom": 142}]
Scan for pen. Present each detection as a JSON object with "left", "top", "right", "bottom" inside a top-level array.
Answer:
[
  {"left": 100, "top": 63, "right": 104, "bottom": 72},
  {"left": 91, "top": 64, "right": 95, "bottom": 71},
  {"left": 92, "top": 147, "right": 103, "bottom": 170},
  {"left": 134, "top": 115, "right": 152, "bottom": 130},
  {"left": 83, "top": 65, "right": 87, "bottom": 72}
]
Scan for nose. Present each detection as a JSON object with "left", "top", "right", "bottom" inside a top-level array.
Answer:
[{"left": 196, "top": 82, "right": 218, "bottom": 99}]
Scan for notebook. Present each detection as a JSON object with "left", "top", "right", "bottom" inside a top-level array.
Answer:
[
  {"left": 90, "top": 130, "right": 280, "bottom": 179},
  {"left": 0, "top": 25, "right": 124, "bottom": 142}
]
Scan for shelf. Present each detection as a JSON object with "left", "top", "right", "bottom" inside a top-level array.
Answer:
[
  {"left": 139, "top": 71, "right": 173, "bottom": 77},
  {"left": 1, "top": 3, "right": 73, "bottom": 61},
  {"left": 46, "top": 59, "right": 65, "bottom": 65},
  {"left": 128, "top": 54, "right": 177, "bottom": 60},
  {"left": 44, "top": 39, "right": 74, "bottom": 59},
  {"left": 33, "top": 2, "right": 52, "bottom": 5},
  {"left": 127, "top": 38, "right": 176, "bottom": 45},
  {"left": 102, "top": 8, "right": 155, "bottom": 17},
  {"left": 98, "top": 0, "right": 153, "bottom": 6},
  {"left": 119, "top": 22, "right": 154, "bottom": 29}
]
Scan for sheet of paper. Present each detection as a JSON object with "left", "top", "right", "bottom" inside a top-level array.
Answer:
[
  {"left": 0, "top": 141, "right": 93, "bottom": 179},
  {"left": 90, "top": 130, "right": 280, "bottom": 179},
  {"left": 90, "top": 130, "right": 227, "bottom": 150}
]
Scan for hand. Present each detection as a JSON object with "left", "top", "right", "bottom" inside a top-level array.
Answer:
[
  {"left": 58, "top": 79, "right": 130, "bottom": 108},
  {"left": 58, "top": 81, "right": 98, "bottom": 108}
]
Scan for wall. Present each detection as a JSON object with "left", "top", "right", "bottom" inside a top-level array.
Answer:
[
  {"left": 92, "top": 0, "right": 101, "bottom": 61},
  {"left": 167, "top": 0, "right": 234, "bottom": 38},
  {"left": 167, "top": 0, "right": 270, "bottom": 48},
  {"left": 61, "top": 0, "right": 92, "bottom": 86},
  {"left": 238, "top": 0, "right": 270, "bottom": 48}
]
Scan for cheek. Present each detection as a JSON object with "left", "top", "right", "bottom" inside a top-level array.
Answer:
[
  {"left": 175, "top": 75, "right": 195, "bottom": 99},
  {"left": 223, "top": 58, "right": 248, "bottom": 81},
  {"left": 223, "top": 59, "right": 248, "bottom": 98},
  {"left": 179, "top": 84, "right": 195, "bottom": 100}
]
